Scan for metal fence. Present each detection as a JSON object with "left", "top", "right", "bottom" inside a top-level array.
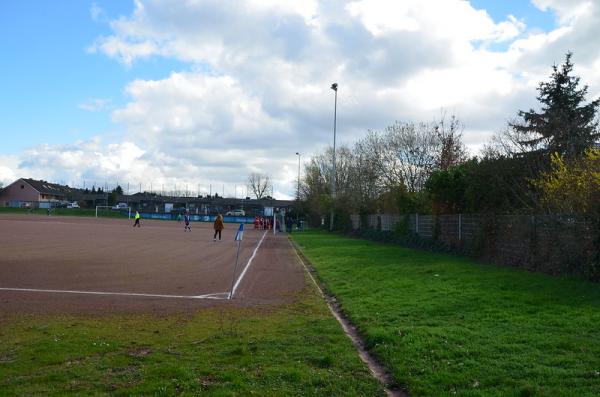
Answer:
[{"left": 350, "top": 213, "right": 598, "bottom": 277}]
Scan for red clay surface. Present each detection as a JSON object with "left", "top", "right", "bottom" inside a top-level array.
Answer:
[{"left": 0, "top": 214, "right": 306, "bottom": 314}]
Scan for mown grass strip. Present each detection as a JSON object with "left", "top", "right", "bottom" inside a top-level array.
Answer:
[
  {"left": 292, "top": 231, "right": 600, "bottom": 397},
  {"left": 0, "top": 207, "right": 123, "bottom": 218},
  {"left": 0, "top": 287, "right": 384, "bottom": 396}
]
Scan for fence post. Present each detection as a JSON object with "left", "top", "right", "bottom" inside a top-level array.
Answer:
[
  {"left": 458, "top": 213, "right": 462, "bottom": 241},
  {"left": 415, "top": 213, "right": 419, "bottom": 235},
  {"left": 530, "top": 214, "right": 537, "bottom": 266}
]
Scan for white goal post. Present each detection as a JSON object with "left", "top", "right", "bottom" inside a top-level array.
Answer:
[{"left": 95, "top": 205, "right": 132, "bottom": 219}]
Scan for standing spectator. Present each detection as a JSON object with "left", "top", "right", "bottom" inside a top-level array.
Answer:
[
  {"left": 286, "top": 217, "right": 293, "bottom": 233},
  {"left": 213, "top": 214, "right": 224, "bottom": 241}
]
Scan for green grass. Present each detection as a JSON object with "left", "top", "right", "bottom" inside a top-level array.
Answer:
[
  {"left": 0, "top": 287, "right": 383, "bottom": 396},
  {"left": 0, "top": 207, "right": 125, "bottom": 218},
  {"left": 292, "top": 231, "right": 600, "bottom": 397}
]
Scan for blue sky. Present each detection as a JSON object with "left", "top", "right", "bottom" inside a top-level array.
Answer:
[
  {"left": 0, "top": 0, "right": 557, "bottom": 154},
  {"left": 470, "top": 0, "right": 555, "bottom": 30},
  {"left": 0, "top": 0, "right": 597, "bottom": 198},
  {"left": 0, "top": 1, "right": 187, "bottom": 153}
]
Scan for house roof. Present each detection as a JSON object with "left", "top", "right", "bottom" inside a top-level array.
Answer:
[
  {"left": 8, "top": 178, "right": 295, "bottom": 206},
  {"left": 21, "top": 178, "right": 76, "bottom": 196}
]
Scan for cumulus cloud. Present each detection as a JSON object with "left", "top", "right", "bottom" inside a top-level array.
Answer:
[
  {"left": 0, "top": 156, "right": 19, "bottom": 186},
  {"left": 5, "top": 139, "right": 196, "bottom": 193},
  {"left": 5, "top": 0, "right": 600, "bottom": 199},
  {"left": 15, "top": 138, "right": 143, "bottom": 183},
  {"left": 90, "top": 3, "right": 106, "bottom": 23},
  {"left": 78, "top": 98, "right": 112, "bottom": 112},
  {"left": 113, "top": 73, "right": 289, "bottom": 147},
  {"left": 346, "top": 0, "right": 525, "bottom": 42},
  {"left": 532, "top": 0, "right": 594, "bottom": 24}
]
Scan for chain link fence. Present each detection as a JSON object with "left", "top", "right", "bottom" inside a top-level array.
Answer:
[{"left": 350, "top": 213, "right": 599, "bottom": 279}]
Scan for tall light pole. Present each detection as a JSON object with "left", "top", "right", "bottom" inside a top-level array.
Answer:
[
  {"left": 295, "top": 152, "right": 301, "bottom": 201},
  {"left": 330, "top": 82, "right": 338, "bottom": 232}
]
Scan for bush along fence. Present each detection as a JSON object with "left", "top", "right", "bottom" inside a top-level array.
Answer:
[{"left": 349, "top": 213, "right": 600, "bottom": 281}]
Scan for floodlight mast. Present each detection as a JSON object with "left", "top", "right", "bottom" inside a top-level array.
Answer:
[
  {"left": 296, "top": 152, "right": 301, "bottom": 225},
  {"left": 295, "top": 152, "right": 301, "bottom": 201},
  {"left": 330, "top": 83, "right": 338, "bottom": 232}
]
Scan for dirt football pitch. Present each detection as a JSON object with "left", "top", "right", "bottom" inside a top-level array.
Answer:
[{"left": 0, "top": 214, "right": 306, "bottom": 314}]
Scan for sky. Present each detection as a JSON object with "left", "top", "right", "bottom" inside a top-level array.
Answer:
[{"left": 1, "top": 0, "right": 599, "bottom": 199}]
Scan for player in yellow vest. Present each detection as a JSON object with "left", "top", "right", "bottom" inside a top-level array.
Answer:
[{"left": 133, "top": 211, "right": 141, "bottom": 228}]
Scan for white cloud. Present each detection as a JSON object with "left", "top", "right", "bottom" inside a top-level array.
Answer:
[
  {"left": 90, "top": 3, "right": 106, "bottom": 23},
  {"left": 1, "top": 137, "right": 298, "bottom": 198},
  {"left": 346, "top": 0, "right": 525, "bottom": 43},
  {"left": 6, "top": 0, "right": 600, "bottom": 199},
  {"left": 0, "top": 156, "right": 19, "bottom": 186},
  {"left": 88, "top": 36, "right": 159, "bottom": 65},
  {"left": 78, "top": 98, "right": 112, "bottom": 112},
  {"left": 112, "top": 72, "right": 290, "bottom": 148},
  {"left": 532, "top": 0, "right": 593, "bottom": 24}
]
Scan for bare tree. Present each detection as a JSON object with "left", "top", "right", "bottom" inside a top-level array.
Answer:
[
  {"left": 351, "top": 135, "right": 386, "bottom": 206},
  {"left": 247, "top": 172, "right": 272, "bottom": 199},
  {"left": 435, "top": 113, "right": 468, "bottom": 170},
  {"left": 301, "top": 146, "right": 353, "bottom": 197},
  {"left": 355, "top": 117, "right": 467, "bottom": 193},
  {"left": 374, "top": 121, "right": 440, "bottom": 192},
  {"left": 487, "top": 121, "right": 543, "bottom": 158},
  {"left": 301, "top": 115, "right": 468, "bottom": 218}
]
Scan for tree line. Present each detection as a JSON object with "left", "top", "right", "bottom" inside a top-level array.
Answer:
[{"left": 300, "top": 53, "right": 600, "bottom": 229}]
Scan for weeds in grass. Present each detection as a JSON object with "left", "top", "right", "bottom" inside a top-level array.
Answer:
[
  {"left": 293, "top": 231, "right": 600, "bottom": 397},
  {"left": 0, "top": 290, "right": 384, "bottom": 396}
]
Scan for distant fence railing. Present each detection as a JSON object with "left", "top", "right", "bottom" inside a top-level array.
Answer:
[
  {"left": 140, "top": 213, "right": 255, "bottom": 223},
  {"left": 350, "top": 213, "right": 599, "bottom": 279}
]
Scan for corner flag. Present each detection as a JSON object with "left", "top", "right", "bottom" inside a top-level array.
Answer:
[
  {"left": 234, "top": 223, "right": 244, "bottom": 241},
  {"left": 229, "top": 223, "right": 245, "bottom": 299}
]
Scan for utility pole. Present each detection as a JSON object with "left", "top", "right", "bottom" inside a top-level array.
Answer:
[
  {"left": 330, "top": 82, "right": 338, "bottom": 232},
  {"left": 295, "top": 152, "right": 301, "bottom": 201}
]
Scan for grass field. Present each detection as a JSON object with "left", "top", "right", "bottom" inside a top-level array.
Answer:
[
  {"left": 0, "top": 207, "right": 124, "bottom": 218},
  {"left": 0, "top": 287, "right": 383, "bottom": 396},
  {"left": 292, "top": 231, "right": 600, "bottom": 397}
]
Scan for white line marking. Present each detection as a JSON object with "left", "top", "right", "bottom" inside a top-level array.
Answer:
[
  {"left": 229, "top": 230, "right": 268, "bottom": 299},
  {"left": 0, "top": 287, "right": 229, "bottom": 300},
  {"left": 196, "top": 292, "right": 230, "bottom": 299}
]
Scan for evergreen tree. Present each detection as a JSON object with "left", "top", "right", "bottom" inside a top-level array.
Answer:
[{"left": 511, "top": 52, "right": 600, "bottom": 158}]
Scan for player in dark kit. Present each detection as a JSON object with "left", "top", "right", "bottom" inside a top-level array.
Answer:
[{"left": 184, "top": 212, "right": 191, "bottom": 232}]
